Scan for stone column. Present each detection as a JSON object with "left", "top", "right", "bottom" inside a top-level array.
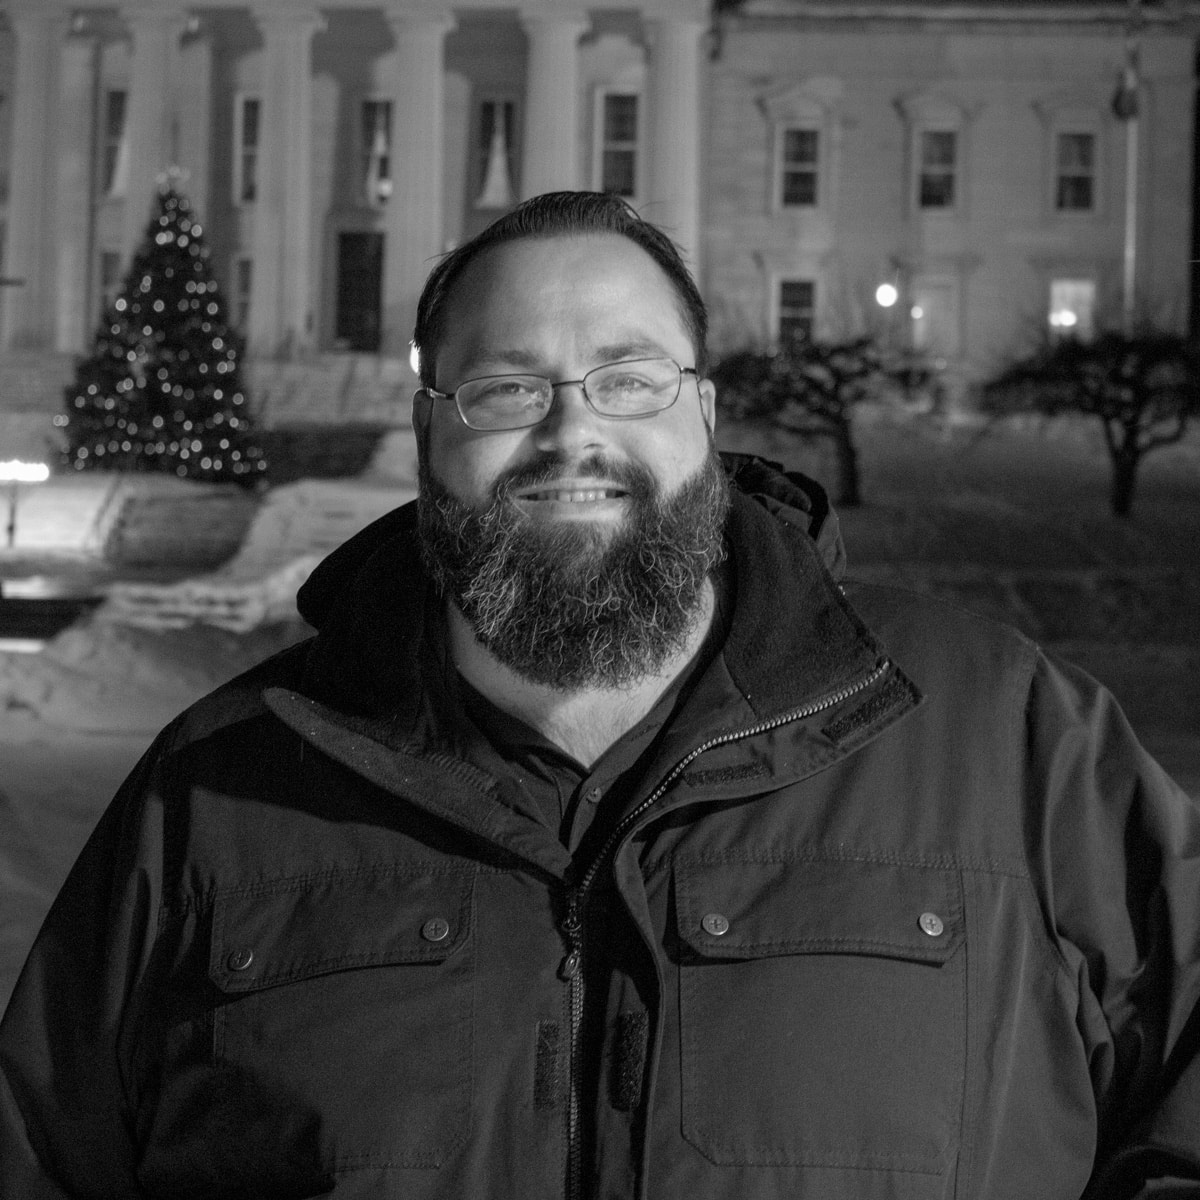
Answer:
[
  {"left": 520, "top": 10, "right": 589, "bottom": 197},
  {"left": 1, "top": 7, "right": 67, "bottom": 350},
  {"left": 120, "top": 3, "right": 189, "bottom": 261},
  {"left": 381, "top": 8, "right": 455, "bottom": 359},
  {"left": 56, "top": 26, "right": 100, "bottom": 352},
  {"left": 644, "top": 17, "right": 705, "bottom": 271},
  {"left": 249, "top": 3, "right": 322, "bottom": 357}
]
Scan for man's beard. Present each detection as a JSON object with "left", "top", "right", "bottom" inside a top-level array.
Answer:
[{"left": 417, "top": 447, "right": 730, "bottom": 690}]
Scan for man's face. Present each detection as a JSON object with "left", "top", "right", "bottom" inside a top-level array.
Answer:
[
  {"left": 412, "top": 233, "right": 727, "bottom": 689},
  {"left": 413, "top": 233, "right": 716, "bottom": 519}
]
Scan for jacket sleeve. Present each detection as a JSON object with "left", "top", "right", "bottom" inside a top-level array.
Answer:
[
  {"left": 0, "top": 737, "right": 169, "bottom": 1199},
  {"left": 1022, "top": 651, "right": 1200, "bottom": 1198}
]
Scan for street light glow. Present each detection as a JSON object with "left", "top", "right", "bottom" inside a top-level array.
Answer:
[
  {"left": 875, "top": 283, "right": 899, "bottom": 308},
  {"left": 0, "top": 460, "right": 49, "bottom": 483}
]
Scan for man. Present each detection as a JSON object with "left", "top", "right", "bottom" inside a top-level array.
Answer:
[{"left": 2, "top": 191, "right": 1198, "bottom": 1199}]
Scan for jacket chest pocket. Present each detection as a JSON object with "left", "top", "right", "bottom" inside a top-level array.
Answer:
[
  {"left": 207, "top": 867, "right": 474, "bottom": 1173},
  {"left": 674, "top": 857, "right": 964, "bottom": 1176}
]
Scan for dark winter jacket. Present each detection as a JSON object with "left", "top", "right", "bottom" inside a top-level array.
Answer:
[{"left": 2, "top": 455, "right": 1199, "bottom": 1200}]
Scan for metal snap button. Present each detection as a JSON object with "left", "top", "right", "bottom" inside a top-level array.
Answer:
[
  {"left": 226, "top": 947, "right": 254, "bottom": 972},
  {"left": 701, "top": 912, "right": 730, "bottom": 937},
  {"left": 919, "top": 912, "right": 945, "bottom": 937},
  {"left": 421, "top": 917, "right": 451, "bottom": 943},
  {"left": 584, "top": 787, "right": 603, "bottom": 804}
]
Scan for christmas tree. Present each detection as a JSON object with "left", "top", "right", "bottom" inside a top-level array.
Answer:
[{"left": 60, "top": 176, "right": 267, "bottom": 485}]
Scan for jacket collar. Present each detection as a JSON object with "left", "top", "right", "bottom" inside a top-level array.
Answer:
[{"left": 282, "top": 453, "right": 894, "bottom": 749}]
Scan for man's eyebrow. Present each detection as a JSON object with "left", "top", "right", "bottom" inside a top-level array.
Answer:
[
  {"left": 593, "top": 340, "right": 673, "bottom": 362},
  {"left": 461, "top": 348, "right": 543, "bottom": 374}
]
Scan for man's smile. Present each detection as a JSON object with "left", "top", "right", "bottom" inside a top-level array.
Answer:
[{"left": 510, "top": 478, "right": 633, "bottom": 514}]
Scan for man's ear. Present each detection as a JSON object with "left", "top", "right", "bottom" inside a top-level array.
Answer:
[{"left": 698, "top": 377, "right": 717, "bottom": 436}]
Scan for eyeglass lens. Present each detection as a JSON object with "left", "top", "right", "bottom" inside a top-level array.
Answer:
[{"left": 456, "top": 358, "right": 684, "bottom": 430}]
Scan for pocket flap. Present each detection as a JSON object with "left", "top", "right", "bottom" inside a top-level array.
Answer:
[
  {"left": 675, "top": 857, "right": 962, "bottom": 963},
  {"left": 210, "top": 868, "right": 474, "bottom": 993}
]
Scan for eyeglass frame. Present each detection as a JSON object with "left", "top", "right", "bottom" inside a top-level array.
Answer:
[{"left": 415, "top": 357, "right": 701, "bottom": 432}]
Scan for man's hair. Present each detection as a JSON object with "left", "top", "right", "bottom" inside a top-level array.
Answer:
[{"left": 412, "top": 191, "right": 708, "bottom": 389}]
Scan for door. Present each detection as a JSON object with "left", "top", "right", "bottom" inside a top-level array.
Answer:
[{"left": 335, "top": 232, "right": 384, "bottom": 352}]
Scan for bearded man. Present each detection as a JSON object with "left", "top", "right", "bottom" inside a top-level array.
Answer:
[{"left": 3, "top": 192, "right": 1200, "bottom": 1200}]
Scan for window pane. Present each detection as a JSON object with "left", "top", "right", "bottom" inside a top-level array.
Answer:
[
  {"left": 102, "top": 90, "right": 128, "bottom": 195},
  {"left": 921, "top": 130, "right": 957, "bottom": 168},
  {"left": 783, "top": 128, "right": 818, "bottom": 167},
  {"left": 604, "top": 94, "right": 638, "bottom": 144},
  {"left": 779, "top": 280, "right": 815, "bottom": 343},
  {"left": 919, "top": 172, "right": 955, "bottom": 208},
  {"left": 1056, "top": 176, "right": 1093, "bottom": 211},
  {"left": 242, "top": 98, "right": 260, "bottom": 147},
  {"left": 1057, "top": 132, "right": 1093, "bottom": 171},
  {"left": 781, "top": 280, "right": 814, "bottom": 308},
  {"left": 602, "top": 149, "right": 636, "bottom": 197},
  {"left": 782, "top": 171, "right": 817, "bottom": 206},
  {"left": 1049, "top": 278, "right": 1096, "bottom": 339}
]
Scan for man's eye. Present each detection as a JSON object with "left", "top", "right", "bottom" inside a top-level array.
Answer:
[
  {"left": 596, "top": 373, "right": 653, "bottom": 396},
  {"left": 475, "top": 379, "right": 538, "bottom": 401}
]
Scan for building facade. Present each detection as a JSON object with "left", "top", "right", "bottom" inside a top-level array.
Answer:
[
  {"left": 0, "top": 0, "right": 1196, "bottom": 420},
  {"left": 707, "top": 0, "right": 1200, "bottom": 397}
]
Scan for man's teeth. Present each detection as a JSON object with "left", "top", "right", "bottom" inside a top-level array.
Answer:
[{"left": 525, "top": 489, "right": 622, "bottom": 502}]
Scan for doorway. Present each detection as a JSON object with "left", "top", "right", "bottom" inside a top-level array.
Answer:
[{"left": 335, "top": 232, "right": 384, "bottom": 352}]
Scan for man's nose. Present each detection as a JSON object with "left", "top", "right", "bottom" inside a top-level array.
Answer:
[{"left": 531, "top": 381, "right": 606, "bottom": 453}]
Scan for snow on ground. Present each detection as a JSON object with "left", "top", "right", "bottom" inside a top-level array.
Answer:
[{"left": 1, "top": 411, "right": 1198, "bottom": 1011}]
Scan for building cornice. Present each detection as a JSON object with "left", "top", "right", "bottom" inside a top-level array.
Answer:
[{"left": 729, "top": 1, "right": 1200, "bottom": 29}]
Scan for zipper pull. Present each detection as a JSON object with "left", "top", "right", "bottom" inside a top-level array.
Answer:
[{"left": 559, "top": 890, "right": 582, "bottom": 980}]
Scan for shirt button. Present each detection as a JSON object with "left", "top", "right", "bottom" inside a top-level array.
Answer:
[
  {"left": 421, "top": 917, "right": 451, "bottom": 943},
  {"left": 701, "top": 912, "right": 731, "bottom": 937},
  {"left": 226, "top": 948, "right": 254, "bottom": 972},
  {"left": 919, "top": 912, "right": 945, "bottom": 937},
  {"left": 584, "top": 787, "right": 603, "bottom": 804}
]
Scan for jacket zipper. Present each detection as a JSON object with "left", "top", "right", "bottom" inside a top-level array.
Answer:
[{"left": 556, "top": 659, "right": 892, "bottom": 1200}]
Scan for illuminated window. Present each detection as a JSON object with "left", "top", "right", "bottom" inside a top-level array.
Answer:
[
  {"left": 778, "top": 279, "right": 815, "bottom": 344},
  {"left": 101, "top": 89, "right": 128, "bottom": 196},
  {"left": 1048, "top": 278, "right": 1096, "bottom": 339},
  {"left": 780, "top": 127, "right": 819, "bottom": 207},
  {"left": 233, "top": 95, "right": 260, "bottom": 205},
  {"left": 918, "top": 130, "right": 957, "bottom": 209},
  {"left": 1055, "top": 132, "right": 1096, "bottom": 211},
  {"left": 362, "top": 100, "right": 392, "bottom": 206},
  {"left": 596, "top": 92, "right": 638, "bottom": 198}
]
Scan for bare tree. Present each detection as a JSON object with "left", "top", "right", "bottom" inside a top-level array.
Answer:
[
  {"left": 983, "top": 330, "right": 1199, "bottom": 518},
  {"left": 711, "top": 337, "right": 884, "bottom": 506}
]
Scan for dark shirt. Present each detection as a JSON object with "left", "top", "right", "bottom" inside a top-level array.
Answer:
[{"left": 438, "top": 568, "right": 733, "bottom": 860}]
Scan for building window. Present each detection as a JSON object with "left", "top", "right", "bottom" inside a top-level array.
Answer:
[
  {"left": 780, "top": 127, "right": 819, "bottom": 207},
  {"left": 476, "top": 99, "right": 517, "bottom": 209},
  {"left": 232, "top": 256, "right": 253, "bottom": 332},
  {"left": 98, "top": 249, "right": 123, "bottom": 316},
  {"left": 778, "top": 279, "right": 815, "bottom": 344},
  {"left": 918, "top": 130, "right": 957, "bottom": 209},
  {"left": 362, "top": 100, "right": 392, "bottom": 206},
  {"left": 233, "top": 95, "right": 260, "bottom": 205},
  {"left": 101, "top": 89, "right": 129, "bottom": 196},
  {"left": 1048, "top": 278, "right": 1096, "bottom": 339},
  {"left": 1055, "top": 132, "right": 1096, "bottom": 212},
  {"left": 596, "top": 92, "right": 639, "bottom": 198}
]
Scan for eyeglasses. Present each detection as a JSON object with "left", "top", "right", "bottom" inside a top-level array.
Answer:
[{"left": 417, "top": 357, "right": 699, "bottom": 432}]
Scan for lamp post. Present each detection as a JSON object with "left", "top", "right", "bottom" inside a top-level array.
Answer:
[
  {"left": 0, "top": 460, "right": 50, "bottom": 548},
  {"left": 1113, "top": 1, "right": 1143, "bottom": 336}
]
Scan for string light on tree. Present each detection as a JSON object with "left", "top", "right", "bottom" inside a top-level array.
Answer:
[{"left": 59, "top": 172, "right": 266, "bottom": 485}]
